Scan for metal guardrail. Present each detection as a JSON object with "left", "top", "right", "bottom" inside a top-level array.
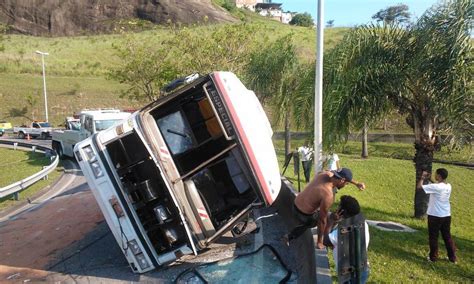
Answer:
[{"left": 0, "top": 140, "right": 59, "bottom": 199}]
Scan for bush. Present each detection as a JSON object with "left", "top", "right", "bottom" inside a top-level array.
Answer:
[
  {"left": 289, "top": 13, "right": 314, "bottom": 27},
  {"left": 222, "top": 0, "right": 236, "bottom": 12}
]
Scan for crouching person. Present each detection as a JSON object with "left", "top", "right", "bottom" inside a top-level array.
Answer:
[
  {"left": 283, "top": 168, "right": 365, "bottom": 248},
  {"left": 326, "top": 195, "right": 370, "bottom": 284}
]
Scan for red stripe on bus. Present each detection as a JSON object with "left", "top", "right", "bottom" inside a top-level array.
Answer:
[{"left": 213, "top": 73, "right": 273, "bottom": 205}]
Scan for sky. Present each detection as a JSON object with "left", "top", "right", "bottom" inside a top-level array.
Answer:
[{"left": 277, "top": 0, "right": 440, "bottom": 27}]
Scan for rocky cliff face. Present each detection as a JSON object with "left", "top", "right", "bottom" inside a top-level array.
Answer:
[{"left": 0, "top": 0, "right": 236, "bottom": 36}]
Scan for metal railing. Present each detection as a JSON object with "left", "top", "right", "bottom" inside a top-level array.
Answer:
[{"left": 0, "top": 140, "right": 59, "bottom": 199}]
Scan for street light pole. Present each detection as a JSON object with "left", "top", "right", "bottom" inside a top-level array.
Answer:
[
  {"left": 36, "top": 50, "right": 49, "bottom": 122},
  {"left": 314, "top": 0, "right": 324, "bottom": 173}
]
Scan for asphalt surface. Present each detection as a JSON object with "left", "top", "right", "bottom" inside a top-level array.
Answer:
[{"left": 0, "top": 137, "right": 330, "bottom": 283}]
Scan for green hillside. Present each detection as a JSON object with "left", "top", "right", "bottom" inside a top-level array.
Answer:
[{"left": 0, "top": 15, "right": 348, "bottom": 126}]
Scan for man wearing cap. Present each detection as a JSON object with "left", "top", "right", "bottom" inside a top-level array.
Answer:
[{"left": 284, "top": 168, "right": 366, "bottom": 248}]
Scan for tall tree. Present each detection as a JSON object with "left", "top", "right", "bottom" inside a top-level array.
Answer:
[
  {"left": 323, "top": 37, "right": 392, "bottom": 157},
  {"left": 372, "top": 3, "right": 411, "bottom": 24},
  {"left": 301, "top": 0, "right": 473, "bottom": 218},
  {"left": 109, "top": 34, "right": 180, "bottom": 102},
  {"left": 168, "top": 23, "right": 260, "bottom": 77},
  {"left": 110, "top": 24, "right": 261, "bottom": 102}
]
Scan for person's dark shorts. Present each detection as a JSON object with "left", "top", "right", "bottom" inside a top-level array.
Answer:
[{"left": 293, "top": 204, "right": 319, "bottom": 227}]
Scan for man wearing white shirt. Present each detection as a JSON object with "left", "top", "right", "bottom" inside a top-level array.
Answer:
[
  {"left": 298, "top": 144, "right": 313, "bottom": 182},
  {"left": 326, "top": 152, "right": 340, "bottom": 171},
  {"left": 417, "top": 168, "right": 457, "bottom": 263}
]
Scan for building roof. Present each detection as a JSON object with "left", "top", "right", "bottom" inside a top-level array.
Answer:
[{"left": 256, "top": 3, "right": 282, "bottom": 9}]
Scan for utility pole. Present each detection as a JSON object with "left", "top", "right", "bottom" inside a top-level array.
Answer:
[
  {"left": 36, "top": 50, "right": 49, "bottom": 122},
  {"left": 314, "top": 0, "right": 324, "bottom": 173}
]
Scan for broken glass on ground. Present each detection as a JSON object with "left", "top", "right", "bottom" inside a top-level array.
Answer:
[{"left": 175, "top": 245, "right": 291, "bottom": 283}]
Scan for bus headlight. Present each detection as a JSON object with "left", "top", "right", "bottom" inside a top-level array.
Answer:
[
  {"left": 82, "top": 145, "right": 95, "bottom": 161},
  {"left": 90, "top": 161, "right": 104, "bottom": 178},
  {"left": 128, "top": 240, "right": 142, "bottom": 255},
  {"left": 83, "top": 145, "right": 103, "bottom": 178},
  {"left": 135, "top": 253, "right": 150, "bottom": 270}
]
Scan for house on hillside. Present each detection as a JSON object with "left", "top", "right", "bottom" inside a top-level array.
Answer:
[
  {"left": 235, "top": 0, "right": 293, "bottom": 24},
  {"left": 281, "top": 11, "right": 294, "bottom": 24},
  {"left": 256, "top": 2, "right": 282, "bottom": 20},
  {"left": 235, "top": 0, "right": 258, "bottom": 11}
]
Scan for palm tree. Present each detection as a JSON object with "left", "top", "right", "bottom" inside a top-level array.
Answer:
[
  {"left": 245, "top": 34, "right": 307, "bottom": 157},
  {"left": 323, "top": 37, "right": 393, "bottom": 157},
  {"left": 301, "top": 0, "right": 473, "bottom": 218}
]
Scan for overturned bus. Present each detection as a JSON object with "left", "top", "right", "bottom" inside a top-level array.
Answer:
[{"left": 74, "top": 72, "right": 282, "bottom": 273}]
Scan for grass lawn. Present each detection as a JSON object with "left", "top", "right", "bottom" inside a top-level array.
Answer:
[
  {"left": 274, "top": 140, "right": 474, "bottom": 282},
  {"left": 338, "top": 141, "right": 473, "bottom": 164},
  {"left": 273, "top": 138, "right": 473, "bottom": 164},
  {"left": 0, "top": 73, "right": 141, "bottom": 126},
  {"left": 0, "top": 147, "right": 63, "bottom": 211}
]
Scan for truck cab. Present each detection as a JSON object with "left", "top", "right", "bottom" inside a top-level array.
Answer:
[
  {"left": 74, "top": 72, "right": 281, "bottom": 273},
  {"left": 64, "top": 116, "right": 80, "bottom": 131},
  {"left": 52, "top": 109, "right": 131, "bottom": 158}
]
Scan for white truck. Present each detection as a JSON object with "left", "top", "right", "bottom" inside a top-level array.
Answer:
[
  {"left": 52, "top": 109, "right": 131, "bottom": 158},
  {"left": 74, "top": 72, "right": 283, "bottom": 273},
  {"left": 13, "top": 122, "right": 53, "bottom": 139}
]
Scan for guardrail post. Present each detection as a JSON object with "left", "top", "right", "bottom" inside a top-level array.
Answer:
[
  {"left": 45, "top": 149, "right": 53, "bottom": 160},
  {"left": 32, "top": 145, "right": 37, "bottom": 152},
  {"left": 13, "top": 192, "right": 19, "bottom": 201},
  {"left": 13, "top": 142, "right": 18, "bottom": 150},
  {"left": 42, "top": 166, "right": 49, "bottom": 180}
]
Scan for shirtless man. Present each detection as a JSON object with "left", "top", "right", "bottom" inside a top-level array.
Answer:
[{"left": 285, "top": 168, "right": 365, "bottom": 248}]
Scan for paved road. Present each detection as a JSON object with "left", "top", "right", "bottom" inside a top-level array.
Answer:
[
  {"left": 0, "top": 138, "right": 330, "bottom": 283},
  {"left": 1, "top": 137, "right": 53, "bottom": 149}
]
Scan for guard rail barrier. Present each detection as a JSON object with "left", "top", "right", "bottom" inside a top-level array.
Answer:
[{"left": 0, "top": 139, "right": 59, "bottom": 199}]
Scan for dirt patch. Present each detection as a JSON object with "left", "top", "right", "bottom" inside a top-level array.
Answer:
[{"left": 0, "top": 265, "right": 49, "bottom": 281}]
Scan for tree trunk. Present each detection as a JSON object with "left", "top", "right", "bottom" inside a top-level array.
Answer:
[
  {"left": 413, "top": 141, "right": 433, "bottom": 218},
  {"left": 412, "top": 113, "right": 437, "bottom": 218},
  {"left": 361, "top": 120, "right": 369, "bottom": 158},
  {"left": 284, "top": 110, "right": 291, "bottom": 157}
]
